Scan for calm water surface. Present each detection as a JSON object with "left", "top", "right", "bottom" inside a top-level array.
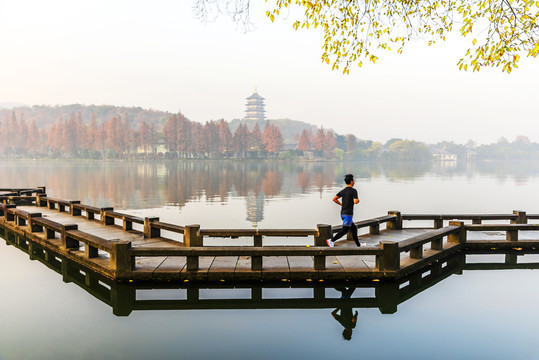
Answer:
[{"left": 2, "top": 160, "right": 539, "bottom": 359}]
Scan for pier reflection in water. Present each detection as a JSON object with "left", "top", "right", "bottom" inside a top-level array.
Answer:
[{"left": 6, "top": 226, "right": 534, "bottom": 322}]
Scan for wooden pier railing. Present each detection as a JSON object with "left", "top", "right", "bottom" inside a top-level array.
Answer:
[{"left": 1, "top": 187, "right": 539, "bottom": 283}]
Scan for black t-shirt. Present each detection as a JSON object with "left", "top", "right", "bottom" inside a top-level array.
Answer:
[
  {"left": 336, "top": 187, "right": 358, "bottom": 215},
  {"left": 333, "top": 308, "right": 357, "bottom": 330}
]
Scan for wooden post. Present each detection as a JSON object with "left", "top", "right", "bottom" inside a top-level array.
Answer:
[
  {"left": 61, "top": 224, "right": 79, "bottom": 249},
  {"left": 410, "top": 245, "right": 423, "bottom": 259},
  {"left": 101, "top": 208, "right": 114, "bottom": 225},
  {"left": 70, "top": 201, "right": 81, "bottom": 216},
  {"left": 252, "top": 235, "right": 263, "bottom": 270},
  {"left": 85, "top": 244, "right": 98, "bottom": 258},
  {"left": 110, "top": 240, "right": 133, "bottom": 272},
  {"left": 37, "top": 186, "right": 46, "bottom": 194},
  {"left": 431, "top": 236, "right": 443, "bottom": 250},
  {"left": 251, "top": 287, "right": 262, "bottom": 301},
  {"left": 46, "top": 226, "right": 56, "bottom": 239},
  {"left": 448, "top": 221, "right": 466, "bottom": 244},
  {"left": 143, "top": 217, "right": 160, "bottom": 238},
  {"left": 506, "top": 229, "right": 518, "bottom": 242},
  {"left": 185, "top": 225, "right": 201, "bottom": 271},
  {"left": 111, "top": 283, "right": 135, "bottom": 317},
  {"left": 511, "top": 210, "right": 527, "bottom": 224},
  {"left": 387, "top": 211, "right": 402, "bottom": 230},
  {"left": 16, "top": 215, "right": 26, "bottom": 227},
  {"left": 315, "top": 224, "right": 332, "bottom": 246},
  {"left": 27, "top": 213, "right": 43, "bottom": 233},
  {"left": 184, "top": 225, "right": 202, "bottom": 247},
  {"left": 370, "top": 223, "right": 380, "bottom": 235},
  {"left": 505, "top": 253, "right": 517, "bottom": 265},
  {"left": 434, "top": 219, "right": 443, "bottom": 229},
  {"left": 314, "top": 224, "right": 331, "bottom": 271},
  {"left": 377, "top": 241, "right": 400, "bottom": 271},
  {"left": 36, "top": 193, "right": 47, "bottom": 207},
  {"left": 251, "top": 256, "right": 262, "bottom": 271},
  {"left": 472, "top": 219, "right": 482, "bottom": 224},
  {"left": 375, "top": 281, "right": 399, "bottom": 314},
  {"left": 313, "top": 286, "right": 325, "bottom": 300},
  {"left": 5, "top": 205, "right": 16, "bottom": 221},
  {"left": 123, "top": 218, "right": 132, "bottom": 231},
  {"left": 187, "top": 287, "right": 199, "bottom": 302},
  {"left": 47, "top": 199, "right": 55, "bottom": 210}
]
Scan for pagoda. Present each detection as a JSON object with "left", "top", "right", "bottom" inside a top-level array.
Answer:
[{"left": 244, "top": 86, "right": 266, "bottom": 122}]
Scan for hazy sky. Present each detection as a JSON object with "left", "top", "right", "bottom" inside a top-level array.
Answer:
[{"left": 0, "top": 0, "right": 537, "bottom": 144}]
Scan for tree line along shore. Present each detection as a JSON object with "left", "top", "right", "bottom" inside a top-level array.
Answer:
[{"left": 0, "top": 105, "right": 537, "bottom": 161}]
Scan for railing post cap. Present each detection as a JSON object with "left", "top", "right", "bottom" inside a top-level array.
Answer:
[
  {"left": 513, "top": 210, "right": 526, "bottom": 214},
  {"left": 145, "top": 216, "right": 159, "bottom": 221},
  {"left": 449, "top": 221, "right": 464, "bottom": 226},
  {"left": 111, "top": 239, "right": 131, "bottom": 245},
  {"left": 186, "top": 224, "right": 200, "bottom": 228}
]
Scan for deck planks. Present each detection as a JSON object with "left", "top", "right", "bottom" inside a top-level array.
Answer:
[{"left": 6, "top": 204, "right": 539, "bottom": 283}]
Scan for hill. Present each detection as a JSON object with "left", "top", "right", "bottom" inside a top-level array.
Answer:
[
  {"left": 229, "top": 118, "right": 330, "bottom": 143},
  {"left": 0, "top": 104, "right": 173, "bottom": 130}
]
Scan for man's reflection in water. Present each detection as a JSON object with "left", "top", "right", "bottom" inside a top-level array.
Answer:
[{"left": 332, "top": 287, "right": 358, "bottom": 341}]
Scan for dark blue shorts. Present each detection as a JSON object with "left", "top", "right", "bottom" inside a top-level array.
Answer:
[{"left": 341, "top": 215, "right": 353, "bottom": 226}]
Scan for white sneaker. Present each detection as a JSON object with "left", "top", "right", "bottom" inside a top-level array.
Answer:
[{"left": 326, "top": 239, "right": 334, "bottom": 247}]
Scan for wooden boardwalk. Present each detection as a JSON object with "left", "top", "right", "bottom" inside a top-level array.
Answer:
[
  {"left": 1, "top": 187, "right": 539, "bottom": 283},
  {"left": 6, "top": 234, "right": 537, "bottom": 317}
]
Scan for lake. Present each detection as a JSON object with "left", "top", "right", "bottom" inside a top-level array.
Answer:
[{"left": 1, "top": 159, "right": 539, "bottom": 359}]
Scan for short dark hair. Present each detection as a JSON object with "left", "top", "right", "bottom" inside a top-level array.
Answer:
[{"left": 344, "top": 174, "right": 354, "bottom": 185}]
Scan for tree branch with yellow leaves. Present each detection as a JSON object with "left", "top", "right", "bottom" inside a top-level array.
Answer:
[{"left": 194, "top": 0, "right": 539, "bottom": 73}]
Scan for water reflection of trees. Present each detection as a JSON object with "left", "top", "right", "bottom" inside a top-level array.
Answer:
[
  {"left": 2, "top": 160, "right": 538, "bottom": 220},
  {"left": 0, "top": 161, "right": 342, "bottom": 210}
]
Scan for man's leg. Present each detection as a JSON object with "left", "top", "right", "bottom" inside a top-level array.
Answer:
[
  {"left": 350, "top": 222, "right": 360, "bottom": 247},
  {"left": 327, "top": 226, "right": 350, "bottom": 247}
]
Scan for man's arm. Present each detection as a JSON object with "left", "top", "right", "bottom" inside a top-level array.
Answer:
[{"left": 333, "top": 195, "right": 342, "bottom": 206}]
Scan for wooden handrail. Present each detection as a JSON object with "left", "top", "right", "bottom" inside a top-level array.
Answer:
[
  {"left": 332, "top": 215, "right": 396, "bottom": 233},
  {"left": 151, "top": 221, "right": 185, "bottom": 233},
  {"left": 402, "top": 214, "right": 518, "bottom": 221},
  {"left": 129, "top": 246, "right": 383, "bottom": 257},
  {"left": 199, "top": 229, "right": 318, "bottom": 237},
  {"left": 398, "top": 226, "right": 459, "bottom": 252},
  {"left": 465, "top": 224, "right": 539, "bottom": 231}
]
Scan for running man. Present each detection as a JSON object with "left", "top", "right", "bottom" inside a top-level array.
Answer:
[{"left": 327, "top": 174, "right": 360, "bottom": 247}]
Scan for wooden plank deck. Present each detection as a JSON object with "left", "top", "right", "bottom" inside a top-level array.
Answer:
[
  {"left": 2, "top": 202, "right": 539, "bottom": 283},
  {"left": 12, "top": 206, "right": 427, "bottom": 280}
]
